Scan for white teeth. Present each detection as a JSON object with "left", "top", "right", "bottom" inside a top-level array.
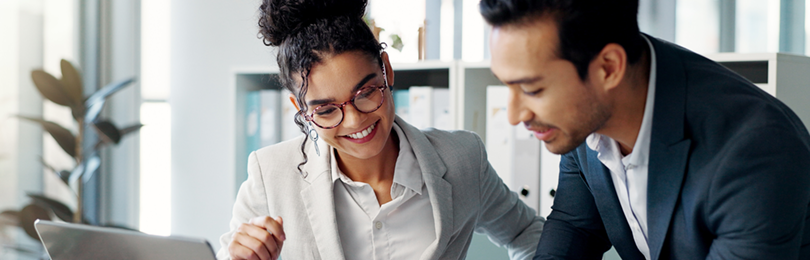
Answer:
[{"left": 347, "top": 122, "right": 376, "bottom": 139}]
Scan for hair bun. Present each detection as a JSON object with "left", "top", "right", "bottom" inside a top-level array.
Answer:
[{"left": 259, "top": 0, "right": 368, "bottom": 46}]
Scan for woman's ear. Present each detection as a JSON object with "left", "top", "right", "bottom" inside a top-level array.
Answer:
[
  {"left": 289, "top": 93, "right": 300, "bottom": 111},
  {"left": 381, "top": 51, "right": 394, "bottom": 86}
]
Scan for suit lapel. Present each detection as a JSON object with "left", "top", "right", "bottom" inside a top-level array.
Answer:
[
  {"left": 299, "top": 138, "right": 344, "bottom": 260},
  {"left": 645, "top": 35, "right": 692, "bottom": 260},
  {"left": 421, "top": 173, "right": 452, "bottom": 260},
  {"left": 582, "top": 148, "right": 645, "bottom": 260},
  {"left": 395, "top": 117, "right": 452, "bottom": 260}
]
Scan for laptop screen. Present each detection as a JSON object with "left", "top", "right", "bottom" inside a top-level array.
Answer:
[{"left": 35, "top": 220, "right": 216, "bottom": 260}]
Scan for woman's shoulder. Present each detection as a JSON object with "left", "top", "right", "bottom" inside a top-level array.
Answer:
[
  {"left": 421, "top": 127, "right": 480, "bottom": 142},
  {"left": 251, "top": 135, "right": 308, "bottom": 171},
  {"left": 417, "top": 127, "right": 484, "bottom": 157}
]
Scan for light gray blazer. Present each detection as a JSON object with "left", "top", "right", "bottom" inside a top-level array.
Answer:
[{"left": 217, "top": 117, "right": 544, "bottom": 260}]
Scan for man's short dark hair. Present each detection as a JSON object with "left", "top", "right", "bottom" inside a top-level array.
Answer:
[{"left": 480, "top": 0, "right": 645, "bottom": 80}]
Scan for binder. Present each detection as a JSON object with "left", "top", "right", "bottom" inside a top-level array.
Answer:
[
  {"left": 485, "top": 86, "right": 542, "bottom": 213},
  {"left": 259, "top": 90, "right": 281, "bottom": 147},
  {"left": 394, "top": 89, "right": 410, "bottom": 122},
  {"left": 281, "top": 89, "right": 304, "bottom": 141},
  {"left": 409, "top": 86, "right": 433, "bottom": 129},
  {"left": 432, "top": 88, "right": 451, "bottom": 130},
  {"left": 408, "top": 86, "right": 451, "bottom": 130},
  {"left": 246, "top": 91, "right": 261, "bottom": 154}
]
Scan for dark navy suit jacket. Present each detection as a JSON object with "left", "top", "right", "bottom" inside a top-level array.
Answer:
[{"left": 534, "top": 36, "right": 810, "bottom": 259}]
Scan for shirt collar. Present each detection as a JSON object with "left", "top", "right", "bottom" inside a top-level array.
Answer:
[
  {"left": 624, "top": 34, "right": 657, "bottom": 168},
  {"left": 587, "top": 34, "right": 657, "bottom": 168},
  {"left": 330, "top": 121, "right": 424, "bottom": 195}
]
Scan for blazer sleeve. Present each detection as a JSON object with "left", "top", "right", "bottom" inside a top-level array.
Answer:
[
  {"left": 705, "top": 124, "right": 810, "bottom": 259},
  {"left": 533, "top": 148, "right": 612, "bottom": 260},
  {"left": 216, "top": 151, "right": 271, "bottom": 260},
  {"left": 471, "top": 132, "right": 546, "bottom": 260}
]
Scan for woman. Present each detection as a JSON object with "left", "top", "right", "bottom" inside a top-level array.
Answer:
[{"left": 217, "top": 0, "right": 543, "bottom": 259}]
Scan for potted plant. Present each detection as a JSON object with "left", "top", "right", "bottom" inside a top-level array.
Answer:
[{"left": 0, "top": 59, "right": 141, "bottom": 255}]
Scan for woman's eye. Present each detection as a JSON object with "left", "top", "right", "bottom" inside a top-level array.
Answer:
[
  {"left": 357, "top": 88, "right": 375, "bottom": 98},
  {"left": 316, "top": 107, "right": 337, "bottom": 116}
]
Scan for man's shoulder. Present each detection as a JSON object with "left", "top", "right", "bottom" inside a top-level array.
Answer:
[{"left": 651, "top": 38, "right": 809, "bottom": 150}]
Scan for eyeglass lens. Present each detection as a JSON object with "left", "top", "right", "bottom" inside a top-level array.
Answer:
[{"left": 311, "top": 86, "right": 384, "bottom": 128}]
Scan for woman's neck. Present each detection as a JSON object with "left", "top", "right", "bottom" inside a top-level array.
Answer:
[{"left": 335, "top": 129, "right": 400, "bottom": 185}]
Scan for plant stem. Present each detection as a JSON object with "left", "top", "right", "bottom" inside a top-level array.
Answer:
[
  {"left": 73, "top": 118, "right": 84, "bottom": 223},
  {"left": 74, "top": 180, "right": 83, "bottom": 223}
]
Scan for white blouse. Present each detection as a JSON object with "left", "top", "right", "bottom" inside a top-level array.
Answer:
[{"left": 331, "top": 122, "right": 436, "bottom": 260}]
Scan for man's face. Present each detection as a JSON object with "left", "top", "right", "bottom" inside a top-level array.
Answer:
[{"left": 490, "top": 18, "right": 611, "bottom": 155}]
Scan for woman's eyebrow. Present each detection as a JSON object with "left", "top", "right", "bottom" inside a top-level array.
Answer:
[
  {"left": 352, "top": 73, "right": 378, "bottom": 92},
  {"left": 307, "top": 73, "right": 379, "bottom": 107}
]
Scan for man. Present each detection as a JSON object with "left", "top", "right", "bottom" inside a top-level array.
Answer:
[{"left": 480, "top": 0, "right": 810, "bottom": 259}]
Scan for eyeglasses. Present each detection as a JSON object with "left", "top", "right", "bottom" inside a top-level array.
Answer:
[{"left": 304, "top": 85, "right": 387, "bottom": 129}]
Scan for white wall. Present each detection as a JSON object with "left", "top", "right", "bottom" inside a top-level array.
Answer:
[
  {"left": 0, "top": 1, "right": 46, "bottom": 258},
  {"left": 169, "top": 0, "right": 275, "bottom": 249}
]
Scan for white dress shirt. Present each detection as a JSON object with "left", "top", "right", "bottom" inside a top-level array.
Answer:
[
  {"left": 332, "top": 122, "right": 436, "bottom": 260},
  {"left": 585, "top": 34, "right": 657, "bottom": 260}
]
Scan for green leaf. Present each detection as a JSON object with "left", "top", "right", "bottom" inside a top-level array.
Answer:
[
  {"left": 390, "top": 34, "right": 404, "bottom": 52},
  {"left": 81, "top": 154, "right": 101, "bottom": 184},
  {"left": 26, "top": 194, "right": 73, "bottom": 222},
  {"left": 38, "top": 157, "right": 71, "bottom": 186},
  {"left": 19, "top": 204, "right": 50, "bottom": 240},
  {"left": 60, "top": 59, "right": 84, "bottom": 104},
  {"left": 93, "top": 120, "right": 121, "bottom": 144},
  {"left": 84, "top": 78, "right": 135, "bottom": 122},
  {"left": 16, "top": 116, "right": 77, "bottom": 158},
  {"left": 69, "top": 153, "right": 101, "bottom": 185},
  {"left": 119, "top": 123, "right": 143, "bottom": 137},
  {"left": 57, "top": 170, "right": 72, "bottom": 185},
  {"left": 31, "top": 70, "right": 74, "bottom": 107},
  {"left": 71, "top": 104, "right": 86, "bottom": 122}
]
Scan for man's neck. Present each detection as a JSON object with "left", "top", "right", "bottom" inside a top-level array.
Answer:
[{"left": 597, "top": 47, "right": 652, "bottom": 156}]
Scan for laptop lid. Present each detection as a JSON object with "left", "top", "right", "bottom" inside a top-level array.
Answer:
[{"left": 34, "top": 220, "right": 216, "bottom": 260}]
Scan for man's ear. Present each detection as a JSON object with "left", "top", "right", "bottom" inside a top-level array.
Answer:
[
  {"left": 289, "top": 93, "right": 300, "bottom": 111},
  {"left": 591, "top": 43, "right": 627, "bottom": 92},
  {"left": 381, "top": 51, "right": 394, "bottom": 86}
]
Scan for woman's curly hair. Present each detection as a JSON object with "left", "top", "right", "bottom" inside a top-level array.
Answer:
[{"left": 258, "top": 0, "right": 383, "bottom": 175}]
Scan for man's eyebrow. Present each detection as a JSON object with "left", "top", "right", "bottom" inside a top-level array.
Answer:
[
  {"left": 502, "top": 76, "right": 542, "bottom": 85},
  {"left": 306, "top": 73, "right": 379, "bottom": 107}
]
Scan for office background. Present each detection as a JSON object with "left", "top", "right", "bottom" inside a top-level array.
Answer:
[{"left": 1, "top": 0, "right": 808, "bottom": 259}]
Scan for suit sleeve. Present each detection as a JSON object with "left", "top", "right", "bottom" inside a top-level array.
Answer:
[
  {"left": 705, "top": 124, "right": 810, "bottom": 259},
  {"left": 471, "top": 132, "right": 546, "bottom": 260},
  {"left": 216, "top": 151, "right": 271, "bottom": 260},
  {"left": 534, "top": 148, "right": 612, "bottom": 260}
]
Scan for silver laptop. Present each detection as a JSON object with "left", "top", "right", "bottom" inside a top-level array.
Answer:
[{"left": 34, "top": 220, "right": 216, "bottom": 260}]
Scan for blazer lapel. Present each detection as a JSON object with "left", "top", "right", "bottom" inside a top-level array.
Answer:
[
  {"left": 582, "top": 148, "right": 645, "bottom": 260},
  {"left": 645, "top": 35, "right": 692, "bottom": 260},
  {"left": 395, "top": 117, "right": 452, "bottom": 260},
  {"left": 299, "top": 138, "right": 344, "bottom": 260}
]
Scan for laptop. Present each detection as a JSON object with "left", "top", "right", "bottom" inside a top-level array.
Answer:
[{"left": 34, "top": 220, "right": 217, "bottom": 260}]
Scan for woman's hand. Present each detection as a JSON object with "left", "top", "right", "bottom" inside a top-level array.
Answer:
[{"left": 228, "top": 216, "right": 286, "bottom": 260}]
